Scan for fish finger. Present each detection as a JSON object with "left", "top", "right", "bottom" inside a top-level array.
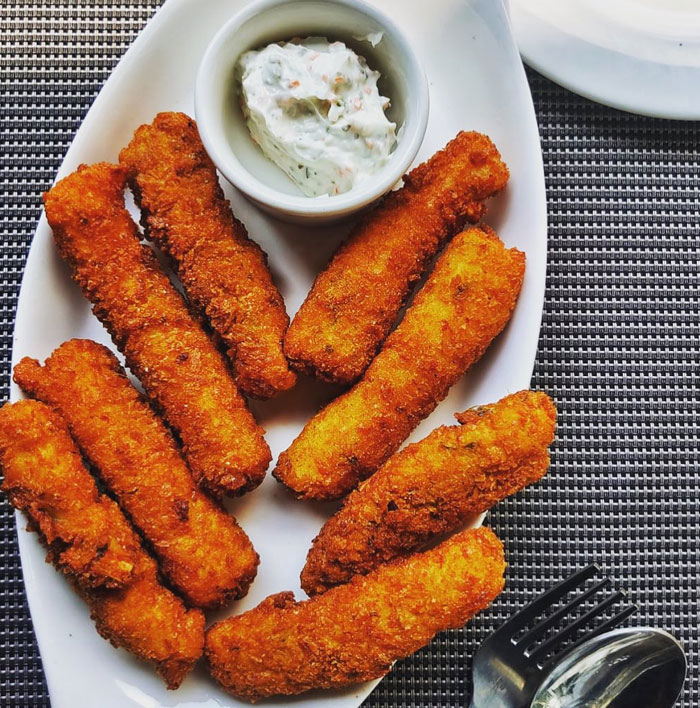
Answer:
[
  {"left": 0, "top": 399, "right": 138, "bottom": 590},
  {"left": 301, "top": 390, "right": 555, "bottom": 595},
  {"left": 15, "top": 339, "right": 259, "bottom": 609},
  {"left": 120, "top": 112, "right": 295, "bottom": 400},
  {"left": 275, "top": 226, "right": 525, "bottom": 500},
  {"left": 91, "top": 551, "right": 205, "bottom": 688},
  {"left": 206, "top": 526, "right": 504, "bottom": 702},
  {"left": 0, "top": 400, "right": 204, "bottom": 688},
  {"left": 42, "top": 162, "right": 271, "bottom": 497},
  {"left": 284, "top": 131, "right": 509, "bottom": 385}
]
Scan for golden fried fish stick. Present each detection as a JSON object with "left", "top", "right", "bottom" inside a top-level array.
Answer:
[
  {"left": 301, "top": 391, "right": 555, "bottom": 595},
  {"left": 0, "top": 400, "right": 204, "bottom": 688},
  {"left": 0, "top": 400, "right": 139, "bottom": 589},
  {"left": 14, "top": 339, "right": 259, "bottom": 610},
  {"left": 120, "top": 112, "right": 295, "bottom": 400},
  {"left": 275, "top": 226, "right": 525, "bottom": 500},
  {"left": 206, "top": 527, "right": 504, "bottom": 702},
  {"left": 284, "top": 131, "right": 510, "bottom": 385},
  {"left": 42, "top": 163, "right": 271, "bottom": 497},
  {"left": 90, "top": 551, "right": 204, "bottom": 689}
]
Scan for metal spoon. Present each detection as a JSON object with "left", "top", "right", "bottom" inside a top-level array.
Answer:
[{"left": 531, "top": 627, "right": 687, "bottom": 708}]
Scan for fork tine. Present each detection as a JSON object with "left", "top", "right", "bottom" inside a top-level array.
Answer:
[
  {"left": 543, "top": 602, "right": 639, "bottom": 670},
  {"left": 495, "top": 564, "right": 600, "bottom": 636},
  {"left": 527, "top": 590, "right": 629, "bottom": 662},
  {"left": 516, "top": 577, "right": 610, "bottom": 648}
]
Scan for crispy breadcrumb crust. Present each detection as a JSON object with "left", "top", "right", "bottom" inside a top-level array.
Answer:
[
  {"left": 284, "top": 131, "right": 509, "bottom": 385},
  {"left": 274, "top": 226, "right": 526, "bottom": 500},
  {"left": 205, "top": 527, "right": 505, "bottom": 702},
  {"left": 0, "top": 400, "right": 204, "bottom": 689},
  {"left": 88, "top": 551, "right": 205, "bottom": 689},
  {"left": 119, "top": 112, "right": 295, "bottom": 400},
  {"left": 301, "top": 390, "right": 556, "bottom": 595},
  {"left": 0, "top": 400, "right": 139, "bottom": 590},
  {"left": 42, "top": 162, "right": 271, "bottom": 497},
  {"left": 14, "top": 339, "right": 259, "bottom": 609}
]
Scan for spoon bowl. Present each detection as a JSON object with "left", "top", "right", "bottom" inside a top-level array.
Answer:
[{"left": 531, "top": 627, "right": 686, "bottom": 708}]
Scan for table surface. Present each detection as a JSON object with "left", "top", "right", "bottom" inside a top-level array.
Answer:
[{"left": 1, "top": 2, "right": 699, "bottom": 706}]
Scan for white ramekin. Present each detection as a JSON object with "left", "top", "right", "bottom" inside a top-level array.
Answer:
[{"left": 195, "top": 0, "right": 429, "bottom": 224}]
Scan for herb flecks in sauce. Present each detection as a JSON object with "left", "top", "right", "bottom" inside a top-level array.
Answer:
[{"left": 237, "top": 37, "right": 397, "bottom": 197}]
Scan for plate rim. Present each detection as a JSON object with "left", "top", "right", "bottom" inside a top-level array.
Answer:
[{"left": 510, "top": 0, "right": 700, "bottom": 120}]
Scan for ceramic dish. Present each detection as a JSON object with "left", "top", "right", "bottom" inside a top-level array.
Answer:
[
  {"left": 195, "top": 0, "right": 429, "bottom": 224},
  {"left": 510, "top": 0, "right": 700, "bottom": 119},
  {"left": 12, "top": 0, "right": 546, "bottom": 706}
]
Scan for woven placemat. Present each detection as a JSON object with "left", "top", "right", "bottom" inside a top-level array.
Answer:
[{"left": 1, "top": 2, "right": 698, "bottom": 706}]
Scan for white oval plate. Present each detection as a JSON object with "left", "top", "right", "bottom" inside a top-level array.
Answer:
[
  {"left": 510, "top": 0, "right": 700, "bottom": 119},
  {"left": 11, "top": 0, "right": 546, "bottom": 706}
]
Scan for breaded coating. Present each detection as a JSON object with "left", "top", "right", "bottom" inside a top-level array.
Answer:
[
  {"left": 206, "top": 527, "right": 504, "bottom": 701},
  {"left": 120, "top": 112, "right": 295, "bottom": 399},
  {"left": 302, "top": 391, "right": 555, "bottom": 595},
  {"left": 0, "top": 400, "right": 204, "bottom": 688},
  {"left": 42, "top": 163, "right": 271, "bottom": 497},
  {"left": 89, "top": 551, "right": 205, "bottom": 689},
  {"left": 0, "top": 400, "right": 139, "bottom": 590},
  {"left": 14, "top": 339, "right": 259, "bottom": 610},
  {"left": 284, "top": 131, "right": 510, "bottom": 385},
  {"left": 275, "top": 226, "right": 526, "bottom": 500}
]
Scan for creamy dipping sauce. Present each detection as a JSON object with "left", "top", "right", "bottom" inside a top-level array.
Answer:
[{"left": 236, "top": 38, "right": 397, "bottom": 197}]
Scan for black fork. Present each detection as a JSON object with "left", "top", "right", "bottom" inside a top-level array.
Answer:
[{"left": 469, "top": 565, "right": 638, "bottom": 708}]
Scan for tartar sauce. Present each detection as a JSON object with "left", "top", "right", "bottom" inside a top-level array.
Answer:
[{"left": 236, "top": 38, "right": 397, "bottom": 197}]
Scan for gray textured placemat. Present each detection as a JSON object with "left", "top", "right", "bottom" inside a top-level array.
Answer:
[{"left": 1, "top": 2, "right": 698, "bottom": 706}]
